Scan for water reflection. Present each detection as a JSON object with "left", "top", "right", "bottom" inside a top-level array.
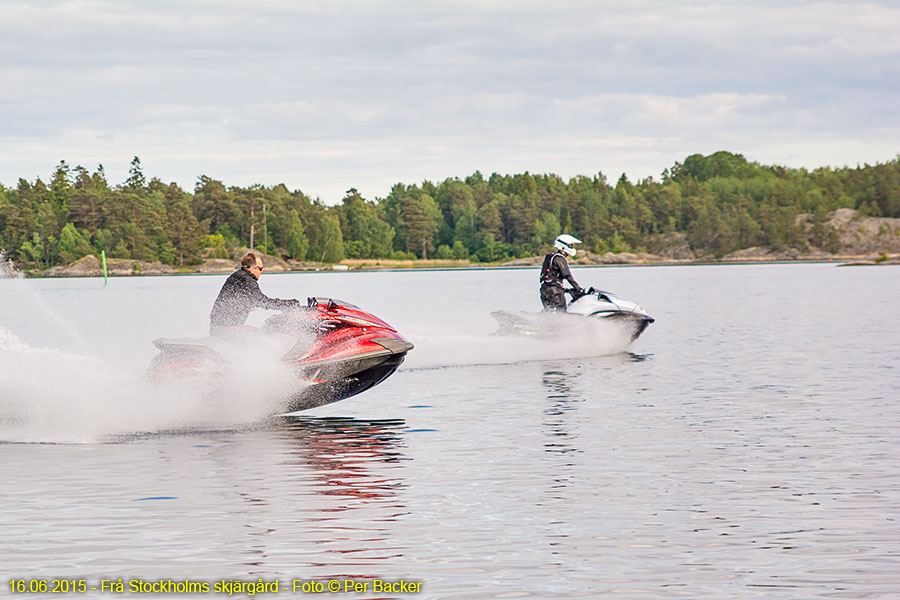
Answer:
[
  {"left": 180, "top": 417, "right": 413, "bottom": 575},
  {"left": 277, "top": 416, "right": 408, "bottom": 505},
  {"left": 262, "top": 417, "right": 410, "bottom": 576},
  {"left": 541, "top": 367, "right": 583, "bottom": 455},
  {"left": 539, "top": 366, "right": 584, "bottom": 509}
]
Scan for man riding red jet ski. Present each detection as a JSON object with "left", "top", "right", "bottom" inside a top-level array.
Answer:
[{"left": 148, "top": 252, "right": 413, "bottom": 412}]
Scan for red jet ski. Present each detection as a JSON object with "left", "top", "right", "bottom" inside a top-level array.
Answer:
[{"left": 147, "top": 297, "right": 413, "bottom": 412}]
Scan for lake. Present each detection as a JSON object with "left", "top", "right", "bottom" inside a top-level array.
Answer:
[{"left": 1, "top": 263, "right": 898, "bottom": 598}]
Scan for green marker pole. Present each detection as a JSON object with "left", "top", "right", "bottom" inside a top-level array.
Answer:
[{"left": 101, "top": 250, "right": 108, "bottom": 286}]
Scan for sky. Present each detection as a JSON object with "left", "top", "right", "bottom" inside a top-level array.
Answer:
[{"left": 1, "top": 0, "right": 898, "bottom": 204}]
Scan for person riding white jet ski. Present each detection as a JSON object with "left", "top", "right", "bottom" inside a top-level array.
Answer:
[{"left": 539, "top": 234, "right": 584, "bottom": 312}]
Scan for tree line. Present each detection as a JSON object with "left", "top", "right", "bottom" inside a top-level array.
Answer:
[{"left": 1, "top": 152, "right": 898, "bottom": 270}]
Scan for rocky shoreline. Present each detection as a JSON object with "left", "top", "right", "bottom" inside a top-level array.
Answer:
[
  {"left": 29, "top": 249, "right": 899, "bottom": 278},
  {"left": 38, "top": 253, "right": 313, "bottom": 277},
  {"left": 502, "top": 250, "right": 899, "bottom": 268},
  {"left": 19, "top": 208, "right": 900, "bottom": 277}
]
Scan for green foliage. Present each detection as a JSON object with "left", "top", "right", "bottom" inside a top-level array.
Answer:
[
  {"left": 313, "top": 213, "right": 344, "bottom": 263},
  {"left": 532, "top": 211, "right": 562, "bottom": 251},
  {"left": 57, "top": 223, "right": 93, "bottom": 265},
  {"left": 670, "top": 151, "right": 769, "bottom": 183},
  {"left": 205, "top": 234, "right": 230, "bottom": 259},
  {"left": 159, "top": 241, "right": 177, "bottom": 266},
  {"left": 2, "top": 152, "right": 899, "bottom": 269},
  {"left": 451, "top": 240, "right": 469, "bottom": 260},
  {"left": 125, "top": 156, "right": 146, "bottom": 190},
  {"left": 434, "top": 244, "right": 453, "bottom": 260},
  {"left": 20, "top": 234, "right": 44, "bottom": 269},
  {"left": 111, "top": 239, "right": 129, "bottom": 258},
  {"left": 339, "top": 189, "right": 393, "bottom": 258},
  {"left": 285, "top": 210, "right": 309, "bottom": 261},
  {"left": 215, "top": 224, "right": 240, "bottom": 250}
]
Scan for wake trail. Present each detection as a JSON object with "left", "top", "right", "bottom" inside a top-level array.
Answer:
[
  {"left": 402, "top": 317, "right": 636, "bottom": 371},
  {"left": 0, "top": 328, "right": 301, "bottom": 444}
]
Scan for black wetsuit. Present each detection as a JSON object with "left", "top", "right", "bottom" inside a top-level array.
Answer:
[
  {"left": 209, "top": 268, "right": 299, "bottom": 335},
  {"left": 539, "top": 252, "right": 581, "bottom": 311}
]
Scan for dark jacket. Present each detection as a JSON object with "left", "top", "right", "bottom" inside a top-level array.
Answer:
[
  {"left": 540, "top": 252, "right": 580, "bottom": 290},
  {"left": 209, "top": 268, "right": 299, "bottom": 335}
]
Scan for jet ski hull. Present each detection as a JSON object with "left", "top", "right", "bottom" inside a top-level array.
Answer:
[
  {"left": 286, "top": 351, "right": 408, "bottom": 412},
  {"left": 492, "top": 287, "right": 654, "bottom": 344}
]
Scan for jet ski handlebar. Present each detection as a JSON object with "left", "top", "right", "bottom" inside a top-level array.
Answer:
[
  {"left": 565, "top": 286, "right": 598, "bottom": 299},
  {"left": 566, "top": 286, "right": 612, "bottom": 301}
]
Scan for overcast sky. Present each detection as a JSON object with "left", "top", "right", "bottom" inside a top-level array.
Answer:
[{"left": 1, "top": 0, "right": 898, "bottom": 203}]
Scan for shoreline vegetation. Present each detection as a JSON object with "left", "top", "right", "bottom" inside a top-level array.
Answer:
[
  {"left": 2, "top": 151, "right": 899, "bottom": 278},
  {"left": 32, "top": 249, "right": 900, "bottom": 279}
]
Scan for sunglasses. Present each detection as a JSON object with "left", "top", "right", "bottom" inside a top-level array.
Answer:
[{"left": 249, "top": 265, "right": 264, "bottom": 271}]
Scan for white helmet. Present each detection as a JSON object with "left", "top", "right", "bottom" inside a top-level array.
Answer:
[{"left": 554, "top": 234, "right": 581, "bottom": 257}]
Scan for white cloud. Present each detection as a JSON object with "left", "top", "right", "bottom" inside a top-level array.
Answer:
[{"left": 0, "top": 0, "right": 898, "bottom": 202}]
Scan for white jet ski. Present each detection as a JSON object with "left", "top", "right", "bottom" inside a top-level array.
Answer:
[{"left": 492, "top": 287, "right": 655, "bottom": 343}]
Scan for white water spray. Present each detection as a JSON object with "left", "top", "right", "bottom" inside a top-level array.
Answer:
[
  {"left": 0, "top": 328, "right": 301, "bottom": 444},
  {"left": 0, "top": 250, "right": 21, "bottom": 279},
  {"left": 403, "top": 312, "right": 635, "bottom": 370}
]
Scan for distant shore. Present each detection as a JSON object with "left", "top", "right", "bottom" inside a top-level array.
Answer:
[
  {"left": 16, "top": 249, "right": 899, "bottom": 278},
  {"left": 8, "top": 206, "right": 894, "bottom": 277}
]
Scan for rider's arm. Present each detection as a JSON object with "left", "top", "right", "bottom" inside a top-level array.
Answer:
[
  {"left": 244, "top": 276, "right": 300, "bottom": 310},
  {"left": 555, "top": 255, "right": 581, "bottom": 291}
]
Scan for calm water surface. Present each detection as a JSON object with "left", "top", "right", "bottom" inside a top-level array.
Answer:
[{"left": 1, "top": 264, "right": 898, "bottom": 598}]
